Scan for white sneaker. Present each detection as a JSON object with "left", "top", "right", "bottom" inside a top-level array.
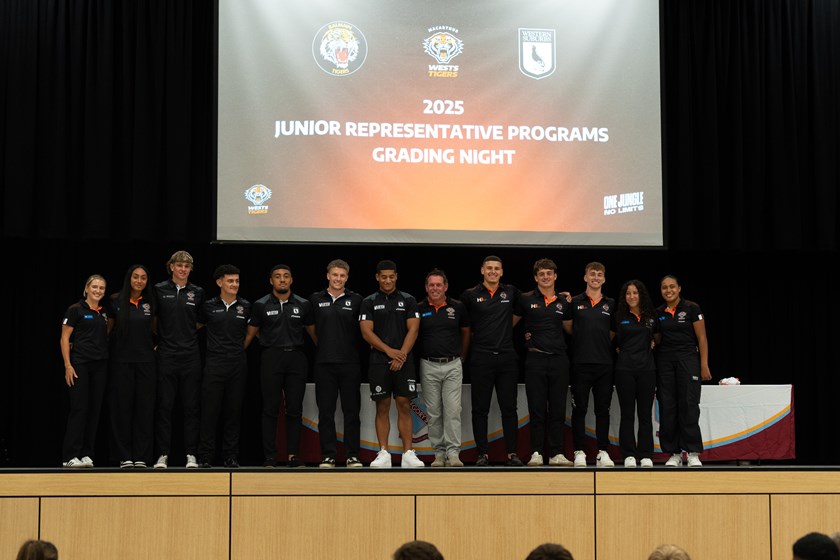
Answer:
[
  {"left": 640, "top": 458, "right": 654, "bottom": 468},
  {"left": 186, "top": 454, "right": 198, "bottom": 469},
  {"left": 624, "top": 457, "right": 637, "bottom": 468},
  {"left": 549, "top": 454, "right": 574, "bottom": 467},
  {"left": 665, "top": 453, "right": 683, "bottom": 467},
  {"left": 596, "top": 450, "right": 615, "bottom": 468},
  {"left": 401, "top": 449, "right": 425, "bottom": 468},
  {"left": 446, "top": 453, "right": 464, "bottom": 467},
  {"left": 528, "top": 452, "right": 544, "bottom": 466},
  {"left": 80, "top": 456, "right": 94, "bottom": 468},
  {"left": 62, "top": 457, "right": 84, "bottom": 468},
  {"left": 573, "top": 450, "right": 587, "bottom": 468},
  {"left": 431, "top": 453, "right": 446, "bottom": 468},
  {"left": 370, "top": 449, "right": 392, "bottom": 468},
  {"left": 154, "top": 455, "right": 168, "bottom": 469},
  {"left": 686, "top": 452, "right": 702, "bottom": 467}
]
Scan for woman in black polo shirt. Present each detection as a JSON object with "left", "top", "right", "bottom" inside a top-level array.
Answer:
[{"left": 60, "top": 274, "right": 109, "bottom": 468}]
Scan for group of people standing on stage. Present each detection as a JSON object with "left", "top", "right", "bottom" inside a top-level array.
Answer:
[{"left": 60, "top": 251, "right": 711, "bottom": 469}]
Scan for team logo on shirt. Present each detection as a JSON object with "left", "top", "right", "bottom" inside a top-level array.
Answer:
[
  {"left": 446, "top": 307, "right": 455, "bottom": 317},
  {"left": 142, "top": 303, "right": 152, "bottom": 315},
  {"left": 500, "top": 292, "right": 508, "bottom": 300},
  {"left": 186, "top": 291, "right": 196, "bottom": 302},
  {"left": 398, "top": 301, "right": 404, "bottom": 307},
  {"left": 292, "top": 307, "right": 299, "bottom": 314}
]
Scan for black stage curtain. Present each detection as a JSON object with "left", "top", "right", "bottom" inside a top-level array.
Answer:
[{"left": 1, "top": 0, "right": 838, "bottom": 466}]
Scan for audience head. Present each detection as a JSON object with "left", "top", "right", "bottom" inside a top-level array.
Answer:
[
  {"left": 793, "top": 532, "right": 840, "bottom": 560},
  {"left": 392, "top": 540, "right": 444, "bottom": 560},
  {"left": 16, "top": 540, "right": 58, "bottom": 560},
  {"left": 648, "top": 543, "right": 691, "bottom": 560},
  {"left": 525, "top": 542, "right": 575, "bottom": 560}
]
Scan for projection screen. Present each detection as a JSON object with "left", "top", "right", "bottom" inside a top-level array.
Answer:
[{"left": 217, "top": 0, "right": 663, "bottom": 246}]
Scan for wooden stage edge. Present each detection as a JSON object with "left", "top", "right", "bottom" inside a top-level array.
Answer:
[{"left": 3, "top": 468, "right": 840, "bottom": 560}]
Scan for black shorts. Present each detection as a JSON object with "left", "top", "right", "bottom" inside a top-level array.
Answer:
[{"left": 368, "top": 360, "right": 418, "bottom": 401}]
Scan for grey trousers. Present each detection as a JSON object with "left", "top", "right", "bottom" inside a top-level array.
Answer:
[{"left": 420, "top": 358, "right": 463, "bottom": 456}]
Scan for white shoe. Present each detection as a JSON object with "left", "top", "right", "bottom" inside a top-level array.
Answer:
[
  {"left": 624, "top": 457, "right": 637, "bottom": 468},
  {"left": 686, "top": 452, "right": 702, "bottom": 467},
  {"left": 549, "top": 454, "right": 574, "bottom": 467},
  {"left": 154, "top": 455, "right": 168, "bottom": 469},
  {"left": 62, "top": 457, "right": 84, "bottom": 468},
  {"left": 446, "top": 453, "right": 464, "bottom": 467},
  {"left": 527, "top": 452, "right": 544, "bottom": 466},
  {"left": 573, "top": 450, "right": 587, "bottom": 468},
  {"left": 665, "top": 453, "right": 683, "bottom": 467},
  {"left": 431, "top": 453, "right": 446, "bottom": 468},
  {"left": 640, "top": 458, "right": 654, "bottom": 468},
  {"left": 370, "top": 449, "right": 392, "bottom": 468},
  {"left": 80, "top": 456, "right": 94, "bottom": 468},
  {"left": 186, "top": 454, "right": 198, "bottom": 469},
  {"left": 596, "top": 450, "right": 615, "bottom": 468},
  {"left": 401, "top": 449, "right": 425, "bottom": 468}
]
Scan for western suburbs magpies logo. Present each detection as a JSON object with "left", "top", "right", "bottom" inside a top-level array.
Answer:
[{"left": 519, "top": 28, "right": 555, "bottom": 80}]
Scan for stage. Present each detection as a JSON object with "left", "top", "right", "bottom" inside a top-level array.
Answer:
[{"left": 3, "top": 466, "right": 839, "bottom": 560}]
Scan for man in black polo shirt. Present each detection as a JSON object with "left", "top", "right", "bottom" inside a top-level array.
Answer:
[
  {"left": 196, "top": 264, "right": 251, "bottom": 468},
  {"left": 246, "top": 264, "right": 315, "bottom": 468},
  {"left": 417, "top": 269, "right": 470, "bottom": 468},
  {"left": 309, "top": 259, "right": 364, "bottom": 469},
  {"left": 460, "top": 255, "right": 524, "bottom": 467},
  {"left": 154, "top": 250, "right": 206, "bottom": 469},
  {"left": 514, "top": 258, "right": 574, "bottom": 467},
  {"left": 564, "top": 261, "right": 616, "bottom": 468},
  {"left": 359, "top": 260, "right": 423, "bottom": 468}
]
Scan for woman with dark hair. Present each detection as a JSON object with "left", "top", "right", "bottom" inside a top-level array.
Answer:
[
  {"left": 656, "top": 275, "right": 712, "bottom": 467},
  {"left": 613, "top": 279, "right": 660, "bottom": 468},
  {"left": 16, "top": 539, "right": 58, "bottom": 560},
  {"left": 61, "top": 274, "right": 109, "bottom": 468},
  {"left": 107, "top": 264, "right": 156, "bottom": 468}
]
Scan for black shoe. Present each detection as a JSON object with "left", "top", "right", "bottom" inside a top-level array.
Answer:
[
  {"left": 224, "top": 457, "right": 240, "bottom": 468},
  {"left": 287, "top": 455, "right": 305, "bottom": 468},
  {"left": 263, "top": 458, "right": 277, "bottom": 468},
  {"left": 506, "top": 454, "right": 525, "bottom": 467},
  {"left": 198, "top": 460, "right": 212, "bottom": 469},
  {"left": 475, "top": 454, "right": 490, "bottom": 467}
]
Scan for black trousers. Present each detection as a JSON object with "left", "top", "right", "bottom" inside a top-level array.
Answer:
[
  {"left": 62, "top": 359, "right": 108, "bottom": 461},
  {"left": 315, "top": 362, "right": 361, "bottom": 459},
  {"left": 470, "top": 352, "right": 519, "bottom": 455},
  {"left": 155, "top": 352, "right": 202, "bottom": 456},
  {"left": 571, "top": 363, "right": 614, "bottom": 450},
  {"left": 260, "top": 347, "right": 308, "bottom": 461},
  {"left": 198, "top": 357, "right": 247, "bottom": 462},
  {"left": 656, "top": 356, "right": 703, "bottom": 454},
  {"left": 110, "top": 361, "right": 156, "bottom": 463},
  {"left": 524, "top": 352, "right": 570, "bottom": 457},
  {"left": 614, "top": 367, "right": 656, "bottom": 459}
]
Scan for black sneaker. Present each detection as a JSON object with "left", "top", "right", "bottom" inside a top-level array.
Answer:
[
  {"left": 475, "top": 454, "right": 490, "bottom": 467},
  {"left": 198, "top": 460, "right": 212, "bottom": 469},
  {"left": 346, "top": 456, "right": 363, "bottom": 468},
  {"left": 287, "top": 455, "right": 305, "bottom": 468},
  {"left": 506, "top": 454, "right": 525, "bottom": 467},
  {"left": 319, "top": 457, "right": 336, "bottom": 469},
  {"left": 263, "top": 458, "right": 277, "bottom": 468},
  {"left": 224, "top": 457, "right": 240, "bottom": 468}
]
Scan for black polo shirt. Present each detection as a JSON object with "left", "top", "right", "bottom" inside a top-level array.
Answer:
[
  {"left": 514, "top": 289, "right": 569, "bottom": 354},
  {"left": 566, "top": 292, "right": 616, "bottom": 365},
  {"left": 459, "top": 283, "right": 520, "bottom": 354},
  {"left": 199, "top": 296, "right": 251, "bottom": 359},
  {"left": 417, "top": 297, "right": 470, "bottom": 358},
  {"left": 108, "top": 293, "right": 155, "bottom": 363},
  {"left": 309, "top": 289, "right": 363, "bottom": 364},
  {"left": 613, "top": 312, "right": 659, "bottom": 370},
  {"left": 359, "top": 290, "right": 420, "bottom": 364},
  {"left": 154, "top": 279, "right": 205, "bottom": 356},
  {"left": 63, "top": 299, "right": 109, "bottom": 363},
  {"left": 656, "top": 299, "right": 703, "bottom": 360},
  {"left": 249, "top": 292, "right": 314, "bottom": 349}
]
